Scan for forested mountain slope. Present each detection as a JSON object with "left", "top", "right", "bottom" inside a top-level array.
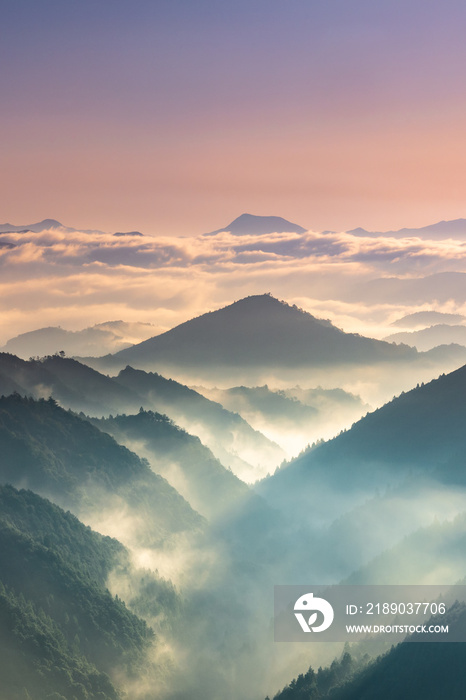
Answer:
[
  {"left": 0, "top": 486, "right": 155, "bottom": 700},
  {"left": 0, "top": 394, "right": 203, "bottom": 545},
  {"left": 259, "top": 364, "right": 466, "bottom": 522},
  {"left": 91, "top": 410, "right": 249, "bottom": 518}
]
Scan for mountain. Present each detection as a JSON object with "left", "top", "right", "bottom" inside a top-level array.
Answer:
[
  {"left": 206, "top": 213, "right": 307, "bottom": 236},
  {"left": 283, "top": 385, "right": 368, "bottom": 412},
  {"left": 0, "top": 393, "right": 203, "bottom": 546},
  {"left": 113, "top": 366, "right": 285, "bottom": 480},
  {"left": 0, "top": 354, "right": 282, "bottom": 478},
  {"left": 384, "top": 324, "right": 466, "bottom": 351},
  {"left": 0, "top": 219, "right": 104, "bottom": 234},
  {"left": 196, "top": 384, "right": 369, "bottom": 456},
  {"left": 348, "top": 218, "right": 466, "bottom": 239},
  {"left": 90, "top": 409, "right": 250, "bottom": 518},
  {"left": 0, "top": 485, "right": 154, "bottom": 700},
  {"left": 198, "top": 384, "right": 319, "bottom": 425},
  {"left": 330, "top": 630, "right": 466, "bottom": 700},
  {"left": 2, "top": 321, "right": 156, "bottom": 359},
  {"left": 0, "top": 484, "right": 127, "bottom": 586},
  {"left": 0, "top": 353, "right": 143, "bottom": 416},
  {"left": 0, "top": 218, "right": 65, "bottom": 233},
  {"left": 391, "top": 310, "right": 466, "bottom": 328},
  {"left": 421, "top": 342, "right": 466, "bottom": 364},
  {"left": 258, "top": 362, "right": 466, "bottom": 526},
  {"left": 109, "top": 295, "right": 417, "bottom": 375},
  {"left": 269, "top": 651, "right": 367, "bottom": 700},
  {"left": 269, "top": 623, "right": 466, "bottom": 700}
]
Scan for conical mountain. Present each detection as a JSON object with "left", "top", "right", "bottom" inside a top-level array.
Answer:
[
  {"left": 112, "top": 294, "right": 416, "bottom": 371},
  {"left": 206, "top": 212, "right": 306, "bottom": 235}
]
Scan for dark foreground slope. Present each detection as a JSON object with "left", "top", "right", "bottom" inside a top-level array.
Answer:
[
  {"left": 0, "top": 485, "right": 154, "bottom": 700},
  {"left": 0, "top": 394, "right": 203, "bottom": 545},
  {"left": 271, "top": 605, "right": 466, "bottom": 700}
]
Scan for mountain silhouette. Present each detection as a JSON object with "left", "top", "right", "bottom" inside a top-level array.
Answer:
[
  {"left": 0, "top": 218, "right": 104, "bottom": 234},
  {"left": 385, "top": 324, "right": 466, "bottom": 351},
  {"left": 348, "top": 218, "right": 466, "bottom": 239},
  {"left": 2, "top": 321, "right": 155, "bottom": 359},
  {"left": 205, "top": 213, "right": 306, "bottom": 236},
  {"left": 0, "top": 353, "right": 143, "bottom": 416},
  {"left": 113, "top": 365, "right": 285, "bottom": 480},
  {"left": 272, "top": 612, "right": 466, "bottom": 700},
  {"left": 111, "top": 294, "right": 416, "bottom": 371},
  {"left": 0, "top": 353, "right": 282, "bottom": 478},
  {"left": 0, "top": 393, "right": 202, "bottom": 543},
  {"left": 0, "top": 218, "right": 64, "bottom": 233},
  {"left": 391, "top": 310, "right": 466, "bottom": 328},
  {"left": 90, "top": 409, "right": 249, "bottom": 519}
]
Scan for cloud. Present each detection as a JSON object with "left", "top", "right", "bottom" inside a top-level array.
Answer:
[{"left": 3, "top": 223, "right": 466, "bottom": 343}]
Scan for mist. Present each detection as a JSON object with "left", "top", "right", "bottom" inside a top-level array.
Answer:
[{"left": 2, "top": 311, "right": 466, "bottom": 698}]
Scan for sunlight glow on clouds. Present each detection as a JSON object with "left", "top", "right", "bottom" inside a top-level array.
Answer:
[{"left": 2, "top": 223, "right": 466, "bottom": 344}]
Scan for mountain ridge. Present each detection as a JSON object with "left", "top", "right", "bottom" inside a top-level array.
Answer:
[
  {"left": 348, "top": 217, "right": 466, "bottom": 239},
  {"left": 206, "top": 213, "right": 307, "bottom": 236},
  {"left": 258, "top": 361, "right": 466, "bottom": 526},
  {"left": 110, "top": 294, "right": 417, "bottom": 371},
  {"left": 0, "top": 218, "right": 104, "bottom": 234},
  {"left": 0, "top": 218, "right": 64, "bottom": 233}
]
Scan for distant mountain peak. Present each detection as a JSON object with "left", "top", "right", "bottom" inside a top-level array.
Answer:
[
  {"left": 391, "top": 310, "right": 466, "bottom": 329},
  {"left": 206, "top": 213, "right": 307, "bottom": 236},
  {"left": 0, "top": 218, "right": 64, "bottom": 233},
  {"left": 347, "top": 218, "right": 466, "bottom": 240},
  {"left": 0, "top": 219, "right": 106, "bottom": 235},
  {"left": 36, "top": 218, "right": 62, "bottom": 228}
]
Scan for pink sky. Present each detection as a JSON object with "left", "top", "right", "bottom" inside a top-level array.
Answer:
[
  {"left": 3, "top": 2, "right": 466, "bottom": 346},
  {"left": 2, "top": 1, "right": 466, "bottom": 235}
]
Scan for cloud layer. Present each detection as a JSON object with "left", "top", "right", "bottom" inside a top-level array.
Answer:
[{"left": 2, "top": 223, "right": 466, "bottom": 344}]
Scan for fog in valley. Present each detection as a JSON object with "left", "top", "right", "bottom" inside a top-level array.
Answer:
[{"left": 2, "top": 311, "right": 466, "bottom": 699}]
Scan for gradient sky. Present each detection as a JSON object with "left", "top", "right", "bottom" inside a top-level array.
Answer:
[{"left": 3, "top": 0, "right": 466, "bottom": 235}]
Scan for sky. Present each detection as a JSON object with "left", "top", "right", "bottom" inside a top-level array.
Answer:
[
  {"left": 3, "top": 1, "right": 466, "bottom": 344},
  {"left": 3, "top": 0, "right": 466, "bottom": 235}
]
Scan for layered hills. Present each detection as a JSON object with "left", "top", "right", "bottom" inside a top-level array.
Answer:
[
  {"left": 260, "top": 361, "right": 466, "bottom": 507},
  {"left": 2, "top": 321, "right": 156, "bottom": 359},
  {"left": 90, "top": 409, "right": 249, "bottom": 518},
  {"left": 348, "top": 217, "right": 466, "bottom": 239},
  {"left": 0, "top": 353, "right": 283, "bottom": 478},
  {"left": 385, "top": 324, "right": 466, "bottom": 351},
  {"left": 0, "top": 393, "right": 202, "bottom": 545},
  {"left": 4, "top": 282, "right": 466, "bottom": 698}
]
